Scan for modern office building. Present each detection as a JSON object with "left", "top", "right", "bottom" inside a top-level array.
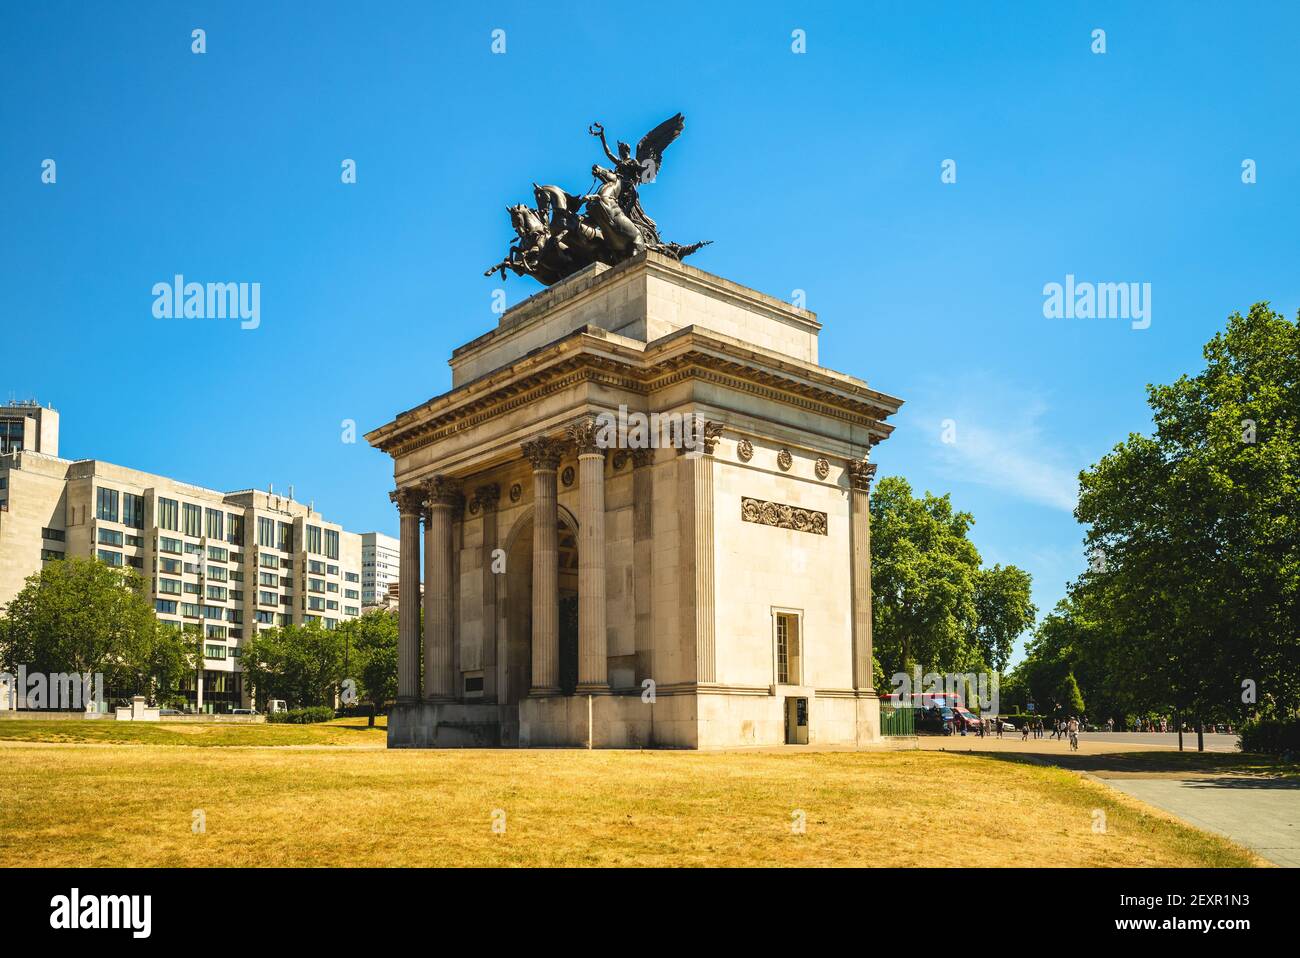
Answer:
[
  {"left": 0, "top": 403, "right": 364, "bottom": 712},
  {"left": 0, "top": 399, "right": 59, "bottom": 457},
  {"left": 360, "top": 531, "right": 400, "bottom": 607}
]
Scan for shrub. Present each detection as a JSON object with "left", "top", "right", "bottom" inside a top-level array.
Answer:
[
  {"left": 267, "top": 705, "right": 336, "bottom": 725},
  {"left": 1239, "top": 716, "right": 1300, "bottom": 757}
]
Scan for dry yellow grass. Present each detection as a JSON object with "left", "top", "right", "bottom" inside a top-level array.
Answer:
[{"left": 0, "top": 743, "right": 1264, "bottom": 867}]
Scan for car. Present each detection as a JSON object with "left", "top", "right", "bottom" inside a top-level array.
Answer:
[
  {"left": 158, "top": 708, "right": 182, "bottom": 716},
  {"left": 999, "top": 720, "right": 1016, "bottom": 731},
  {"left": 952, "top": 708, "right": 983, "bottom": 733},
  {"left": 914, "top": 706, "right": 956, "bottom": 735},
  {"left": 230, "top": 708, "right": 256, "bottom": 716}
]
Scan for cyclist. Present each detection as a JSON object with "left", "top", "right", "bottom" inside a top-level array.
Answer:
[{"left": 1067, "top": 715, "right": 1080, "bottom": 750}]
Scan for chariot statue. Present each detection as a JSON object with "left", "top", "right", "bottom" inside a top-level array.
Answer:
[{"left": 485, "top": 113, "right": 710, "bottom": 285}]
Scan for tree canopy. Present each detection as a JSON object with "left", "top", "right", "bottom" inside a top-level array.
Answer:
[{"left": 1013, "top": 303, "right": 1300, "bottom": 725}]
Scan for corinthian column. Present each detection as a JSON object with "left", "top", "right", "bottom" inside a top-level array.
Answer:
[
  {"left": 388, "top": 486, "right": 424, "bottom": 703},
  {"left": 847, "top": 455, "right": 878, "bottom": 692},
  {"left": 522, "top": 436, "right": 564, "bottom": 695},
  {"left": 568, "top": 417, "right": 608, "bottom": 691},
  {"left": 679, "top": 420, "right": 723, "bottom": 685},
  {"left": 422, "top": 475, "right": 461, "bottom": 701}
]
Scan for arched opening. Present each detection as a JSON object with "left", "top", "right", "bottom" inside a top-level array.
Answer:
[{"left": 501, "top": 507, "right": 580, "bottom": 705}]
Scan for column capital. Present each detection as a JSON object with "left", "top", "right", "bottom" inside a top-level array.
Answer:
[
  {"left": 631, "top": 448, "right": 655, "bottom": 468},
  {"left": 421, "top": 475, "right": 463, "bottom": 511},
  {"left": 521, "top": 436, "right": 565, "bottom": 471},
  {"left": 676, "top": 419, "right": 724, "bottom": 457},
  {"left": 846, "top": 458, "right": 877, "bottom": 492},
  {"left": 389, "top": 486, "right": 425, "bottom": 516},
  {"left": 472, "top": 482, "right": 501, "bottom": 512},
  {"left": 566, "top": 416, "right": 607, "bottom": 457}
]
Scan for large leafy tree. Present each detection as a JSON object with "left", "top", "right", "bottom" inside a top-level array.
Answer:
[
  {"left": 240, "top": 621, "right": 347, "bottom": 709},
  {"left": 1071, "top": 303, "right": 1300, "bottom": 725},
  {"left": 871, "top": 476, "right": 1035, "bottom": 682},
  {"left": 339, "top": 609, "right": 397, "bottom": 726},
  {"left": 0, "top": 557, "right": 192, "bottom": 702}
]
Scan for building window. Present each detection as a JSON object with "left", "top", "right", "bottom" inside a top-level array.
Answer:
[
  {"left": 206, "top": 585, "right": 227, "bottom": 601},
  {"left": 182, "top": 603, "right": 201, "bottom": 618},
  {"left": 155, "top": 599, "right": 178, "bottom": 615},
  {"left": 158, "top": 578, "right": 182, "bottom": 595},
  {"left": 775, "top": 610, "right": 802, "bottom": 686},
  {"left": 278, "top": 522, "right": 294, "bottom": 553},
  {"left": 158, "top": 498, "right": 179, "bottom": 531},
  {"left": 228, "top": 514, "right": 244, "bottom": 546},
  {"left": 258, "top": 517, "right": 275, "bottom": 547},
  {"left": 97, "top": 528, "right": 124, "bottom": 547},
  {"left": 204, "top": 644, "right": 227, "bottom": 660},
  {"left": 207, "top": 565, "right": 228, "bottom": 582},
  {"left": 182, "top": 503, "right": 201, "bottom": 538},
  {"left": 307, "top": 525, "right": 322, "bottom": 555},
  {"left": 41, "top": 549, "right": 64, "bottom": 561},
  {"left": 97, "top": 549, "right": 123, "bottom": 567},
  {"left": 259, "top": 553, "right": 279, "bottom": 569},
  {"left": 41, "top": 527, "right": 65, "bottom": 542},
  {"left": 123, "top": 493, "right": 145, "bottom": 529},
  {"left": 204, "top": 508, "right": 223, "bottom": 540},
  {"left": 96, "top": 487, "right": 119, "bottom": 523},
  {"left": 325, "top": 529, "right": 339, "bottom": 560},
  {"left": 345, "top": 572, "right": 359, "bottom": 583}
]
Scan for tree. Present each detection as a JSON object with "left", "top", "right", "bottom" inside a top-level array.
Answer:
[
  {"left": 240, "top": 621, "right": 346, "bottom": 709},
  {"left": 1056, "top": 672, "right": 1086, "bottom": 717},
  {"left": 1072, "top": 303, "right": 1300, "bottom": 735},
  {"left": 0, "top": 557, "right": 187, "bottom": 704},
  {"left": 972, "top": 564, "right": 1037, "bottom": 672},
  {"left": 871, "top": 475, "right": 1036, "bottom": 686},
  {"left": 340, "top": 609, "right": 398, "bottom": 726}
]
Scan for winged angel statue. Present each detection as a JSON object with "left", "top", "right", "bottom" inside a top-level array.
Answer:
[{"left": 485, "top": 113, "right": 710, "bottom": 286}]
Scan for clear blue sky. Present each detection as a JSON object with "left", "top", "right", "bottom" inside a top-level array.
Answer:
[{"left": 3, "top": 2, "right": 1297, "bottom": 662}]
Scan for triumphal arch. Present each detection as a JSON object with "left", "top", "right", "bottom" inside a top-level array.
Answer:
[{"left": 366, "top": 115, "right": 901, "bottom": 748}]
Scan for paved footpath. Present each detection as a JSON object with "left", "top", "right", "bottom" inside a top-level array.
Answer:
[{"left": 920, "top": 732, "right": 1299, "bottom": 867}]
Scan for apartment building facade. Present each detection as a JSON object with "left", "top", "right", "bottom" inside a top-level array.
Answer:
[
  {"left": 0, "top": 414, "right": 363, "bottom": 712},
  {"left": 360, "top": 531, "right": 400, "bottom": 607}
]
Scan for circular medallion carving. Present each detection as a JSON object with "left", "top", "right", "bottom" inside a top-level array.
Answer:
[
  {"left": 561, "top": 466, "right": 575, "bottom": 487},
  {"left": 468, "top": 499, "right": 480, "bottom": 515},
  {"left": 612, "top": 450, "right": 628, "bottom": 471},
  {"left": 815, "top": 458, "right": 829, "bottom": 480},
  {"left": 509, "top": 482, "right": 522, "bottom": 503},
  {"left": 737, "top": 438, "right": 754, "bottom": 462},
  {"left": 777, "top": 448, "right": 793, "bottom": 471}
]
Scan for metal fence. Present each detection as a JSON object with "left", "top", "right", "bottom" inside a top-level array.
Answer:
[{"left": 880, "top": 704, "right": 915, "bottom": 736}]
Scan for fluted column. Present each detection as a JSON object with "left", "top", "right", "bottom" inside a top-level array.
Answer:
[
  {"left": 568, "top": 417, "right": 608, "bottom": 690},
  {"left": 475, "top": 483, "right": 502, "bottom": 701},
  {"left": 522, "top": 437, "right": 564, "bottom": 695},
  {"left": 422, "top": 476, "right": 461, "bottom": 701},
  {"left": 679, "top": 420, "right": 723, "bottom": 685},
  {"left": 389, "top": 487, "right": 424, "bottom": 703},
  {"left": 847, "top": 455, "right": 878, "bottom": 692}
]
